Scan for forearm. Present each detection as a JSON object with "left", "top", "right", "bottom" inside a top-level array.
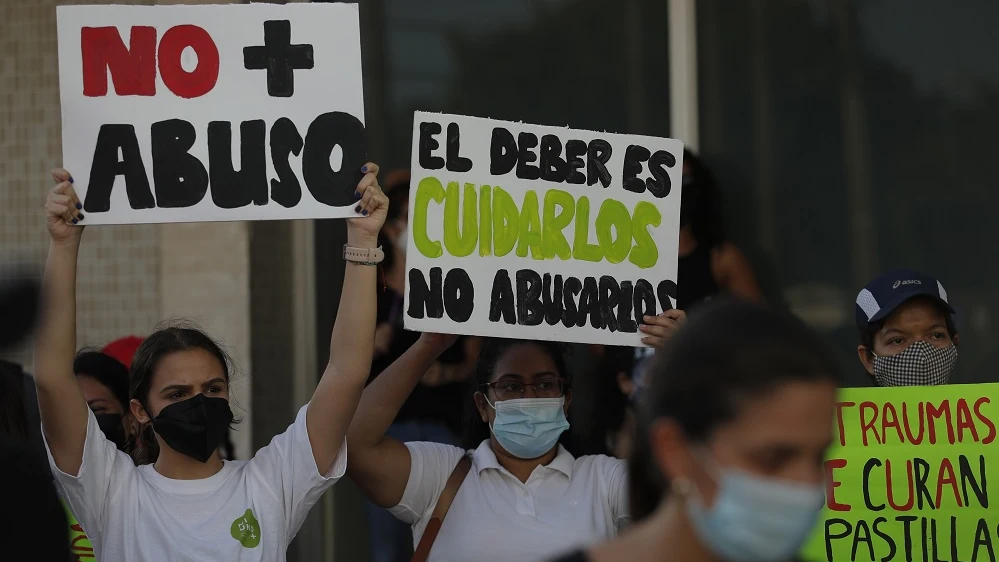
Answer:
[
  {"left": 347, "top": 339, "right": 444, "bottom": 449},
  {"left": 305, "top": 231, "right": 379, "bottom": 472},
  {"left": 35, "top": 241, "right": 82, "bottom": 392},
  {"left": 328, "top": 232, "right": 379, "bottom": 380},
  {"left": 34, "top": 240, "right": 89, "bottom": 469}
]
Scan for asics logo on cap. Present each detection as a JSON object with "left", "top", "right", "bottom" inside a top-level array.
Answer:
[{"left": 892, "top": 279, "right": 922, "bottom": 289}]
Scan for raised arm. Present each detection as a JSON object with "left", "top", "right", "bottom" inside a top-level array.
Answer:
[
  {"left": 713, "top": 242, "right": 765, "bottom": 303},
  {"left": 305, "top": 163, "right": 389, "bottom": 475},
  {"left": 346, "top": 333, "right": 457, "bottom": 508},
  {"left": 34, "top": 169, "right": 89, "bottom": 475}
]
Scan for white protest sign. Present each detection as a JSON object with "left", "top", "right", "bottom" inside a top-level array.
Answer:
[
  {"left": 404, "top": 112, "right": 683, "bottom": 347},
  {"left": 57, "top": 3, "right": 365, "bottom": 225}
]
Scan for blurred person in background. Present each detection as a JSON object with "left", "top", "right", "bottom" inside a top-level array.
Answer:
[
  {"left": 676, "top": 149, "right": 763, "bottom": 309},
  {"left": 578, "top": 346, "right": 637, "bottom": 459},
  {"left": 855, "top": 270, "right": 959, "bottom": 386},
  {"left": 633, "top": 150, "right": 763, "bottom": 382},
  {"left": 0, "top": 360, "right": 31, "bottom": 439},
  {"left": 552, "top": 298, "right": 840, "bottom": 562},
  {"left": 365, "top": 170, "right": 481, "bottom": 562},
  {"left": 101, "top": 335, "right": 142, "bottom": 368},
  {"left": 0, "top": 274, "right": 72, "bottom": 561}
]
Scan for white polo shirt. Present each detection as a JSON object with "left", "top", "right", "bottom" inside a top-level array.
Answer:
[{"left": 390, "top": 440, "right": 628, "bottom": 562}]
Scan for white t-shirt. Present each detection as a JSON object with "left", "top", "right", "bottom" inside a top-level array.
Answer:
[
  {"left": 390, "top": 440, "right": 628, "bottom": 562},
  {"left": 47, "top": 404, "right": 345, "bottom": 562}
]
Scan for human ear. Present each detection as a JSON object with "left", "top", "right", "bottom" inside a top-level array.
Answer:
[
  {"left": 858, "top": 345, "right": 875, "bottom": 376},
  {"left": 130, "top": 398, "right": 152, "bottom": 424},
  {"left": 473, "top": 391, "right": 490, "bottom": 422}
]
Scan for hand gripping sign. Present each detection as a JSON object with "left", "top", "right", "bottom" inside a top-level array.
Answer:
[{"left": 57, "top": 3, "right": 365, "bottom": 224}]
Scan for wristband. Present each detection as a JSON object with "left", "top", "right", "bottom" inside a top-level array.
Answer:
[{"left": 343, "top": 244, "right": 384, "bottom": 265}]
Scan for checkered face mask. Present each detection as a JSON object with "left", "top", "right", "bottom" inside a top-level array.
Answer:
[{"left": 872, "top": 341, "right": 958, "bottom": 386}]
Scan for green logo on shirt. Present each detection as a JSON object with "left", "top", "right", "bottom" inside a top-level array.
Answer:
[{"left": 230, "top": 509, "right": 261, "bottom": 548}]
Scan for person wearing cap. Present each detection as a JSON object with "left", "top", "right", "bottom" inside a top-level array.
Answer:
[
  {"left": 101, "top": 335, "right": 143, "bottom": 368},
  {"left": 855, "top": 270, "right": 959, "bottom": 386}
]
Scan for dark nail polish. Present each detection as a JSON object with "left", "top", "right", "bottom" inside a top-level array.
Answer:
[
  {"left": 75, "top": 203, "right": 82, "bottom": 210},
  {"left": 69, "top": 176, "right": 74, "bottom": 183},
  {"left": 361, "top": 166, "right": 368, "bottom": 173},
  {"left": 362, "top": 209, "right": 368, "bottom": 216},
  {"left": 354, "top": 205, "right": 361, "bottom": 213},
  {"left": 77, "top": 214, "right": 84, "bottom": 220},
  {"left": 72, "top": 219, "right": 78, "bottom": 224},
  {"left": 354, "top": 191, "right": 360, "bottom": 199}
]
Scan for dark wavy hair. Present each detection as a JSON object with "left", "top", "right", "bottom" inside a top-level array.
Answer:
[
  {"left": 73, "top": 348, "right": 130, "bottom": 410},
  {"left": 128, "top": 324, "right": 236, "bottom": 464},
  {"left": 628, "top": 298, "right": 841, "bottom": 521},
  {"left": 461, "top": 338, "right": 572, "bottom": 450}
]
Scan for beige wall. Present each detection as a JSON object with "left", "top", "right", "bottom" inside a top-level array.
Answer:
[
  {"left": 1, "top": 0, "right": 254, "bottom": 460},
  {"left": 1, "top": 0, "right": 161, "bottom": 366}
]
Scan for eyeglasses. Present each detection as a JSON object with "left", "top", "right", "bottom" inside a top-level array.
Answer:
[{"left": 480, "top": 377, "right": 568, "bottom": 401}]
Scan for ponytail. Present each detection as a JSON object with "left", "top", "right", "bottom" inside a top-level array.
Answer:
[{"left": 129, "top": 422, "right": 159, "bottom": 465}]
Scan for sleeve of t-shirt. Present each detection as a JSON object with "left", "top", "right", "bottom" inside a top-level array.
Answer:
[
  {"left": 44, "top": 408, "right": 134, "bottom": 541},
  {"left": 388, "top": 441, "right": 466, "bottom": 526},
  {"left": 248, "top": 403, "right": 347, "bottom": 540},
  {"left": 604, "top": 456, "right": 630, "bottom": 528}
]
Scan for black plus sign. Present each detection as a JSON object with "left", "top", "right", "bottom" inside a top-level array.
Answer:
[{"left": 243, "top": 20, "right": 314, "bottom": 98}]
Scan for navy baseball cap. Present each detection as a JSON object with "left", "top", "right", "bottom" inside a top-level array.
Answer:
[{"left": 855, "top": 270, "right": 954, "bottom": 329}]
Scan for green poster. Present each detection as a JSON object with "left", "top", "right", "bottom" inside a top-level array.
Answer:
[
  {"left": 801, "top": 383, "right": 999, "bottom": 562},
  {"left": 64, "top": 500, "right": 96, "bottom": 560}
]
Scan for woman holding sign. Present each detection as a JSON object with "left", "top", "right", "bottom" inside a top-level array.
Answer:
[
  {"left": 551, "top": 298, "right": 840, "bottom": 562},
  {"left": 35, "top": 164, "right": 387, "bottom": 562},
  {"left": 345, "top": 311, "right": 684, "bottom": 562}
]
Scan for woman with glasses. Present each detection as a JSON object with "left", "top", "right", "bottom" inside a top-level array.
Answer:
[{"left": 345, "top": 311, "right": 683, "bottom": 562}]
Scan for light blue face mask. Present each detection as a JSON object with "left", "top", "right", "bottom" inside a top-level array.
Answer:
[
  {"left": 489, "top": 397, "right": 570, "bottom": 459},
  {"left": 687, "top": 463, "right": 826, "bottom": 561}
]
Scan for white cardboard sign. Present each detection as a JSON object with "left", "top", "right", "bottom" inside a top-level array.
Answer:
[
  {"left": 56, "top": 3, "right": 365, "bottom": 225},
  {"left": 404, "top": 112, "right": 684, "bottom": 347}
]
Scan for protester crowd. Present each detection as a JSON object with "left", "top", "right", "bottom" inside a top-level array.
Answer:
[{"left": 0, "top": 146, "right": 964, "bottom": 562}]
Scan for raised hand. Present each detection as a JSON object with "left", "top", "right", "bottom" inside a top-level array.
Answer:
[
  {"left": 45, "top": 169, "right": 84, "bottom": 245},
  {"left": 639, "top": 309, "right": 687, "bottom": 348},
  {"left": 417, "top": 332, "right": 459, "bottom": 353},
  {"left": 346, "top": 162, "right": 388, "bottom": 245}
]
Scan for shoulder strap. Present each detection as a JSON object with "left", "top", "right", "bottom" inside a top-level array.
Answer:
[{"left": 410, "top": 454, "right": 472, "bottom": 562}]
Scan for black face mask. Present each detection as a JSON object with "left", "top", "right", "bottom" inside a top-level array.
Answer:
[
  {"left": 95, "top": 413, "right": 128, "bottom": 451},
  {"left": 151, "top": 394, "right": 233, "bottom": 463}
]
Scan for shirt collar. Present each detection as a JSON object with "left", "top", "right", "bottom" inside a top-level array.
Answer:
[{"left": 472, "top": 439, "right": 576, "bottom": 479}]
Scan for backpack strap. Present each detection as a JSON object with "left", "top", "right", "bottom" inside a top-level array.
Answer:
[{"left": 410, "top": 454, "right": 472, "bottom": 562}]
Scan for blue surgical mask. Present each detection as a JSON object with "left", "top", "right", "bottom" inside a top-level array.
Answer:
[
  {"left": 688, "top": 463, "right": 825, "bottom": 561},
  {"left": 489, "top": 397, "right": 570, "bottom": 459}
]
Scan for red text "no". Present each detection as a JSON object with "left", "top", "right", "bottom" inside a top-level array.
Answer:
[{"left": 81, "top": 25, "right": 219, "bottom": 99}]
